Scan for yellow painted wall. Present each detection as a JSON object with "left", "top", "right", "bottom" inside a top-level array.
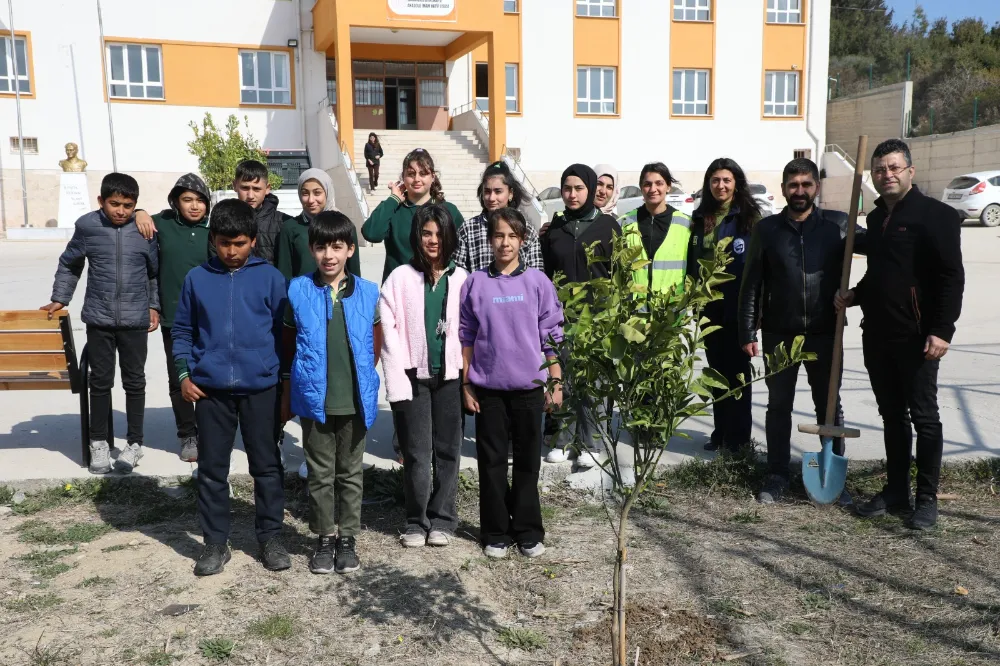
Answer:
[
  {"left": 351, "top": 43, "right": 447, "bottom": 62},
  {"left": 573, "top": 17, "right": 619, "bottom": 68},
  {"left": 669, "top": 22, "right": 714, "bottom": 69}
]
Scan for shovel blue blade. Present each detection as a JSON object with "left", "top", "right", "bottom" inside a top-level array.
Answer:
[{"left": 801, "top": 437, "right": 848, "bottom": 504}]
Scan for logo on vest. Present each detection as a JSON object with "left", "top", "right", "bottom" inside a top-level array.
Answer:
[{"left": 733, "top": 238, "right": 746, "bottom": 255}]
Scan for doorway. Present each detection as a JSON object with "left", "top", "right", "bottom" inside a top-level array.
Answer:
[
  {"left": 475, "top": 62, "right": 489, "bottom": 111},
  {"left": 384, "top": 77, "right": 417, "bottom": 130}
]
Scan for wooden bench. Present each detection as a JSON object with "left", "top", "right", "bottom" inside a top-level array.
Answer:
[{"left": 0, "top": 310, "right": 112, "bottom": 467}]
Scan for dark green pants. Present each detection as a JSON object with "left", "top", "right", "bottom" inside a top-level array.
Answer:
[{"left": 301, "top": 415, "right": 366, "bottom": 537}]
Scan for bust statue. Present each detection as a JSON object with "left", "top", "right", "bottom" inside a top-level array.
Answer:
[{"left": 59, "top": 143, "right": 87, "bottom": 172}]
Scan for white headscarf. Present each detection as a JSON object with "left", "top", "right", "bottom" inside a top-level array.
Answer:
[
  {"left": 297, "top": 168, "right": 337, "bottom": 222},
  {"left": 593, "top": 164, "right": 619, "bottom": 215}
]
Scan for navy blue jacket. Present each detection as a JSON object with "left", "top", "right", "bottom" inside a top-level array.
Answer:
[
  {"left": 689, "top": 209, "right": 753, "bottom": 326},
  {"left": 172, "top": 255, "right": 287, "bottom": 392}
]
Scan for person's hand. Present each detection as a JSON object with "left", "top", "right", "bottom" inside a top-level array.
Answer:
[
  {"left": 743, "top": 342, "right": 759, "bottom": 357},
  {"left": 39, "top": 302, "right": 65, "bottom": 319},
  {"left": 181, "top": 377, "right": 207, "bottom": 403},
  {"left": 135, "top": 210, "right": 157, "bottom": 240},
  {"left": 389, "top": 181, "right": 406, "bottom": 200},
  {"left": 545, "top": 384, "right": 563, "bottom": 412},
  {"left": 367, "top": 159, "right": 373, "bottom": 167},
  {"left": 924, "top": 335, "right": 949, "bottom": 360},
  {"left": 148, "top": 309, "right": 160, "bottom": 333},
  {"left": 834, "top": 289, "right": 855, "bottom": 312},
  {"left": 463, "top": 384, "right": 480, "bottom": 413},
  {"left": 280, "top": 382, "right": 292, "bottom": 423},
  {"left": 539, "top": 221, "right": 551, "bottom": 236}
]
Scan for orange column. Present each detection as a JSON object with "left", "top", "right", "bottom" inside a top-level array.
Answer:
[
  {"left": 486, "top": 33, "right": 507, "bottom": 162},
  {"left": 334, "top": 18, "right": 354, "bottom": 161}
]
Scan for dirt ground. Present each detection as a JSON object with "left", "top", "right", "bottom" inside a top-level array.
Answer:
[{"left": 1, "top": 453, "right": 999, "bottom": 666}]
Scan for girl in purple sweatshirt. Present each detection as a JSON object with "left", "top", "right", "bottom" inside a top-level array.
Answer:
[{"left": 459, "top": 208, "right": 564, "bottom": 560}]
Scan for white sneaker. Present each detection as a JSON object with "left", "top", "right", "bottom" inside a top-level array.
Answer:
[
  {"left": 575, "top": 450, "right": 605, "bottom": 469},
  {"left": 545, "top": 448, "right": 570, "bottom": 463},
  {"left": 399, "top": 530, "right": 426, "bottom": 548},
  {"left": 483, "top": 543, "right": 509, "bottom": 559},
  {"left": 89, "top": 441, "right": 111, "bottom": 475},
  {"left": 427, "top": 530, "right": 452, "bottom": 547},
  {"left": 518, "top": 542, "right": 545, "bottom": 558},
  {"left": 298, "top": 461, "right": 308, "bottom": 480},
  {"left": 115, "top": 443, "right": 143, "bottom": 473}
]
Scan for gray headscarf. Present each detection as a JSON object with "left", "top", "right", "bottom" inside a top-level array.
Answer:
[{"left": 297, "top": 168, "right": 337, "bottom": 222}]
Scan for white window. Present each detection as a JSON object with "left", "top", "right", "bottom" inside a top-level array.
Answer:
[
  {"left": 420, "top": 79, "right": 445, "bottom": 106},
  {"left": 9, "top": 136, "right": 38, "bottom": 154},
  {"left": 672, "top": 69, "right": 710, "bottom": 116},
  {"left": 767, "top": 0, "right": 802, "bottom": 24},
  {"left": 577, "top": 66, "right": 616, "bottom": 115},
  {"left": 576, "top": 0, "right": 616, "bottom": 18},
  {"left": 106, "top": 43, "right": 163, "bottom": 100},
  {"left": 0, "top": 35, "right": 31, "bottom": 94},
  {"left": 765, "top": 71, "right": 799, "bottom": 116},
  {"left": 503, "top": 0, "right": 517, "bottom": 12},
  {"left": 239, "top": 50, "right": 291, "bottom": 105},
  {"left": 354, "top": 78, "right": 384, "bottom": 106},
  {"left": 505, "top": 63, "right": 519, "bottom": 112},
  {"left": 673, "top": 0, "right": 710, "bottom": 21}
]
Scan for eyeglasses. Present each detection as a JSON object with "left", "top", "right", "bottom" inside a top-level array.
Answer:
[{"left": 872, "top": 165, "right": 910, "bottom": 177}]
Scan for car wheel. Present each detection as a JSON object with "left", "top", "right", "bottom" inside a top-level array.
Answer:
[{"left": 982, "top": 204, "right": 1000, "bottom": 227}]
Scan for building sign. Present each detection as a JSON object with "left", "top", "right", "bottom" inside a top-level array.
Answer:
[{"left": 387, "top": 0, "right": 457, "bottom": 21}]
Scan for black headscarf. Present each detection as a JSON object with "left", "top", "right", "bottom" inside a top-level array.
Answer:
[{"left": 560, "top": 164, "right": 598, "bottom": 221}]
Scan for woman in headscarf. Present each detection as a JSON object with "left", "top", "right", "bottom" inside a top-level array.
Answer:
[
  {"left": 593, "top": 164, "right": 620, "bottom": 216},
  {"left": 277, "top": 168, "right": 361, "bottom": 280}
]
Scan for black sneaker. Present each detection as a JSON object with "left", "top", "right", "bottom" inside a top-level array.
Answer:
[
  {"left": 259, "top": 538, "right": 291, "bottom": 571},
  {"left": 309, "top": 536, "right": 336, "bottom": 574},
  {"left": 757, "top": 474, "right": 788, "bottom": 504},
  {"left": 335, "top": 536, "right": 360, "bottom": 574},
  {"left": 906, "top": 496, "right": 938, "bottom": 530},
  {"left": 194, "top": 543, "right": 231, "bottom": 577},
  {"left": 854, "top": 492, "right": 913, "bottom": 518}
]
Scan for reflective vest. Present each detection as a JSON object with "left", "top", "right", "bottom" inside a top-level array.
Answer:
[{"left": 621, "top": 208, "right": 693, "bottom": 294}]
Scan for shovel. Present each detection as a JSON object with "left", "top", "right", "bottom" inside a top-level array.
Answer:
[{"left": 798, "top": 135, "right": 867, "bottom": 504}]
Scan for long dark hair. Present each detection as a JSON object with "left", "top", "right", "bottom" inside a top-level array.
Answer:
[
  {"left": 410, "top": 204, "right": 457, "bottom": 284},
  {"left": 694, "top": 158, "right": 762, "bottom": 235},
  {"left": 368, "top": 132, "right": 381, "bottom": 151},
  {"left": 477, "top": 161, "right": 528, "bottom": 211},
  {"left": 401, "top": 149, "right": 445, "bottom": 202}
]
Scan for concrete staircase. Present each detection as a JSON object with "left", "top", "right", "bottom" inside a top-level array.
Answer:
[
  {"left": 820, "top": 144, "right": 880, "bottom": 215},
  {"left": 353, "top": 130, "right": 490, "bottom": 221}
]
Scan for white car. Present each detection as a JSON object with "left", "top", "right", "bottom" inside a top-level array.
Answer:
[
  {"left": 538, "top": 186, "right": 565, "bottom": 221},
  {"left": 615, "top": 185, "right": 693, "bottom": 217},
  {"left": 691, "top": 183, "right": 776, "bottom": 218},
  {"left": 942, "top": 171, "right": 1000, "bottom": 227}
]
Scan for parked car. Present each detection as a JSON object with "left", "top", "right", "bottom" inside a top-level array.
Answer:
[
  {"left": 538, "top": 186, "right": 565, "bottom": 221},
  {"left": 615, "top": 185, "right": 694, "bottom": 217},
  {"left": 942, "top": 171, "right": 1000, "bottom": 227},
  {"left": 691, "top": 183, "right": 776, "bottom": 217}
]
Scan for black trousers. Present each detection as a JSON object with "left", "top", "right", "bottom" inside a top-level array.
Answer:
[
  {"left": 162, "top": 327, "right": 197, "bottom": 440},
  {"left": 762, "top": 332, "right": 844, "bottom": 480},
  {"left": 475, "top": 387, "right": 545, "bottom": 547},
  {"left": 86, "top": 326, "right": 148, "bottom": 444},
  {"left": 195, "top": 386, "right": 284, "bottom": 545},
  {"left": 863, "top": 334, "right": 943, "bottom": 500},
  {"left": 704, "top": 323, "right": 752, "bottom": 451},
  {"left": 367, "top": 163, "right": 380, "bottom": 188}
]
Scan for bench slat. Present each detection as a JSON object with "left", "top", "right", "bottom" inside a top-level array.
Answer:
[
  {"left": 0, "top": 353, "right": 69, "bottom": 372},
  {"left": 0, "top": 310, "right": 68, "bottom": 331},
  {"left": 0, "top": 380, "right": 72, "bottom": 391},
  {"left": 0, "top": 332, "right": 65, "bottom": 352}
]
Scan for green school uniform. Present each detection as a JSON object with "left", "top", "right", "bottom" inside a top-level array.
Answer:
[
  {"left": 361, "top": 196, "right": 464, "bottom": 283},
  {"left": 275, "top": 214, "right": 362, "bottom": 282}
]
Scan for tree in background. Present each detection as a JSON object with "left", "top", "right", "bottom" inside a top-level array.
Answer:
[{"left": 187, "top": 113, "right": 283, "bottom": 192}]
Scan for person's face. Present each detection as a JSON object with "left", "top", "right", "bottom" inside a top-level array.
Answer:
[
  {"left": 234, "top": 177, "right": 270, "bottom": 209},
  {"left": 871, "top": 152, "right": 914, "bottom": 198},
  {"left": 403, "top": 161, "right": 434, "bottom": 199},
  {"left": 641, "top": 172, "right": 668, "bottom": 207},
  {"left": 561, "top": 176, "right": 588, "bottom": 210},
  {"left": 420, "top": 221, "right": 442, "bottom": 263},
  {"left": 213, "top": 234, "right": 256, "bottom": 269},
  {"left": 595, "top": 175, "right": 615, "bottom": 208},
  {"left": 66, "top": 143, "right": 78, "bottom": 159},
  {"left": 369, "top": 135, "right": 377, "bottom": 144},
  {"left": 709, "top": 169, "right": 736, "bottom": 205},
  {"left": 491, "top": 218, "right": 523, "bottom": 264},
  {"left": 299, "top": 179, "right": 327, "bottom": 216},
  {"left": 311, "top": 240, "right": 355, "bottom": 281},
  {"left": 177, "top": 191, "right": 207, "bottom": 223},
  {"left": 483, "top": 175, "right": 513, "bottom": 212},
  {"left": 781, "top": 173, "right": 818, "bottom": 213},
  {"left": 98, "top": 194, "right": 137, "bottom": 225}
]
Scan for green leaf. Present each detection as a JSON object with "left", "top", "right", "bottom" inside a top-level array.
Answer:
[
  {"left": 701, "top": 367, "right": 729, "bottom": 390},
  {"left": 619, "top": 323, "right": 646, "bottom": 343},
  {"left": 609, "top": 335, "right": 627, "bottom": 361}
]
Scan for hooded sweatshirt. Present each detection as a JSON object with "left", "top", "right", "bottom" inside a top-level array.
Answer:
[
  {"left": 253, "top": 193, "right": 291, "bottom": 265},
  {"left": 593, "top": 163, "right": 620, "bottom": 215},
  {"left": 153, "top": 173, "right": 213, "bottom": 329},
  {"left": 362, "top": 196, "right": 465, "bottom": 283},
  {"left": 276, "top": 168, "right": 362, "bottom": 280}
]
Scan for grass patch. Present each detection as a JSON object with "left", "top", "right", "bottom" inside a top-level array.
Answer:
[
  {"left": 198, "top": 638, "right": 236, "bottom": 661},
  {"left": 35, "top": 563, "right": 73, "bottom": 579},
  {"left": 0, "top": 485, "right": 13, "bottom": 505},
  {"left": 801, "top": 592, "right": 833, "bottom": 611},
  {"left": 729, "top": 508, "right": 764, "bottom": 524},
  {"left": 17, "top": 519, "right": 112, "bottom": 545},
  {"left": 3, "top": 593, "right": 63, "bottom": 612},
  {"left": 540, "top": 505, "right": 560, "bottom": 521},
  {"left": 101, "top": 543, "right": 138, "bottom": 553},
  {"left": 98, "top": 628, "right": 119, "bottom": 639},
  {"left": 247, "top": 613, "right": 297, "bottom": 640},
  {"left": 13, "top": 547, "right": 77, "bottom": 566},
  {"left": 17, "top": 638, "right": 71, "bottom": 666},
  {"left": 142, "top": 650, "right": 179, "bottom": 665},
  {"left": 497, "top": 627, "right": 547, "bottom": 652},
  {"left": 363, "top": 467, "right": 405, "bottom": 506},
  {"left": 658, "top": 445, "right": 765, "bottom": 496},
  {"left": 78, "top": 576, "right": 113, "bottom": 589},
  {"left": 709, "top": 597, "right": 745, "bottom": 617}
]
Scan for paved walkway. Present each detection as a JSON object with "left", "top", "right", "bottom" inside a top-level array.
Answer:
[{"left": 1, "top": 226, "right": 998, "bottom": 483}]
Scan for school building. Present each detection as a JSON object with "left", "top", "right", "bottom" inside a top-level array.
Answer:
[{"left": 0, "top": 0, "right": 830, "bottom": 236}]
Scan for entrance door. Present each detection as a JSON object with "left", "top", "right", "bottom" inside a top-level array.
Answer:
[
  {"left": 398, "top": 78, "right": 417, "bottom": 130},
  {"left": 385, "top": 80, "right": 399, "bottom": 130}
]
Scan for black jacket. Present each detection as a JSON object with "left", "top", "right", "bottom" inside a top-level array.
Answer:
[
  {"left": 689, "top": 208, "right": 755, "bottom": 326},
  {"left": 254, "top": 194, "right": 292, "bottom": 265},
  {"left": 540, "top": 210, "right": 621, "bottom": 283},
  {"left": 738, "top": 206, "right": 865, "bottom": 345},
  {"left": 364, "top": 142, "right": 383, "bottom": 165},
  {"left": 853, "top": 186, "right": 964, "bottom": 342}
]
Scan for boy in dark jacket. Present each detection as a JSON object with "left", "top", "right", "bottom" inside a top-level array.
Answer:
[
  {"left": 41, "top": 173, "right": 160, "bottom": 476},
  {"left": 233, "top": 159, "right": 290, "bottom": 265},
  {"left": 172, "top": 199, "right": 290, "bottom": 576}
]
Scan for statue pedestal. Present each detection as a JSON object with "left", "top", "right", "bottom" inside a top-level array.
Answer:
[{"left": 57, "top": 172, "right": 91, "bottom": 228}]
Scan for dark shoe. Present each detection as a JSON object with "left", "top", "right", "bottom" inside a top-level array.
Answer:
[
  {"left": 335, "top": 536, "right": 360, "bottom": 574},
  {"left": 309, "top": 536, "right": 336, "bottom": 574},
  {"left": 259, "top": 538, "right": 291, "bottom": 571},
  {"left": 906, "top": 496, "right": 938, "bottom": 530},
  {"left": 194, "top": 543, "right": 231, "bottom": 576},
  {"left": 703, "top": 440, "right": 721, "bottom": 452},
  {"left": 757, "top": 474, "right": 788, "bottom": 504},
  {"left": 854, "top": 492, "right": 913, "bottom": 519},
  {"left": 179, "top": 436, "right": 199, "bottom": 463},
  {"left": 836, "top": 489, "right": 854, "bottom": 508}
]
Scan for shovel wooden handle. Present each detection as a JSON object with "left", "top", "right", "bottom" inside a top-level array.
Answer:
[{"left": 823, "top": 135, "right": 868, "bottom": 427}]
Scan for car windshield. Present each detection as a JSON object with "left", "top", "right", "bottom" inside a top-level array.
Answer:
[
  {"left": 947, "top": 177, "right": 981, "bottom": 190},
  {"left": 750, "top": 184, "right": 767, "bottom": 194},
  {"left": 669, "top": 186, "right": 685, "bottom": 195}
]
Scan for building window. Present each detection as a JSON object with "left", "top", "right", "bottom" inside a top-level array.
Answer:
[
  {"left": 793, "top": 149, "right": 812, "bottom": 160},
  {"left": 505, "top": 63, "right": 519, "bottom": 112},
  {"left": 326, "top": 58, "right": 336, "bottom": 104},
  {"left": 9, "top": 136, "right": 38, "bottom": 154},
  {"left": 765, "top": 71, "right": 799, "bottom": 116},
  {"left": 767, "top": 0, "right": 802, "bottom": 24},
  {"left": 672, "top": 69, "right": 710, "bottom": 116},
  {"left": 106, "top": 43, "right": 163, "bottom": 100},
  {"left": 417, "top": 62, "right": 445, "bottom": 77},
  {"left": 239, "top": 50, "right": 291, "bottom": 105},
  {"left": 577, "top": 66, "right": 616, "bottom": 115},
  {"left": 673, "top": 0, "right": 710, "bottom": 21},
  {"left": 576, "top": 0, "right": 616, "bottom": 18},
  {"left": 420, "top": 79, "right": 445, "bottom": 106},
  {"left": 0, "top": 35, "right": 30, "bottom": 94},
  {"left": 504, "top": 0, "right": 518, "bottom": 12},
  {"left": 355, "top": 78, "right": 385, "bottom": 106}
]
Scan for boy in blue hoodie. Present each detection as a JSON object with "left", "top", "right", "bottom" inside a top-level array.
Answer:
[{"left": 172, "top": 199, "right": 289, "bottom": 576}]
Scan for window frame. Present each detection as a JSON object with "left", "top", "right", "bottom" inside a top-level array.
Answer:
[
  {"left": 505, "top": 63, "right": 519, "bottom": 113},
  {"left": 764, "top": 71, "right": 800, "bottom": 117},
  {"left": 766, "top": 0, "right": 803, "bottom": 24},
  {"left": 576, "top": 66, "right": 617, "bottom": 116},
  {"left": 671, "top": 68, "right": 711, "bottom": 117},
  {"left": 239, "top": 49, "right": 293, "bottom": 107},
  {"left": 0, "top": 34, "right": 32, "bottom": 95},
  {"left": 672, "top": 0, "right": 711, "bottom": 22},
  {"left": 576, "top": 0, "right": 616, "bottom": 18},
  {"left": 106, "top": 42, "right": 164, "bottom": 101},
  {"left": 419, "top": 78, "right": 446, "bottom": 107}
]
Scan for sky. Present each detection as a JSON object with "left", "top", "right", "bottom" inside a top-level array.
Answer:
[{"left": 885, "top": 0, "right": 1000, "bottom": 28}]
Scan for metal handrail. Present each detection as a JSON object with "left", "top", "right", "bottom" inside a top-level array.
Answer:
[{"left": 824, "top": 143, "right": 856, "bottom": 169}]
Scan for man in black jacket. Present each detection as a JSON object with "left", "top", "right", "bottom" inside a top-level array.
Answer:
[
  {"left": 836, "top": 139, "right": 964, "bottom": 530},
  {"left": 738, "top": 158, "right": 863, "bottom": 505}
]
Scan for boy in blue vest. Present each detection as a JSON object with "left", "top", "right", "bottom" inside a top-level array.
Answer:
[
  {"left": 172, "top": 199, "right": 290, "bottom": 576},
  {"left": 281, "top": 211, "right": 382, "bottom": 575}
]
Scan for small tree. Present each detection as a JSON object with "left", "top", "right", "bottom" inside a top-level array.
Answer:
[
  {"left": 187, "top": 113, "right": 282, "bottom": 192},
  {"left": 546, "top": 234, "right": 814, "bottom": 666}
]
